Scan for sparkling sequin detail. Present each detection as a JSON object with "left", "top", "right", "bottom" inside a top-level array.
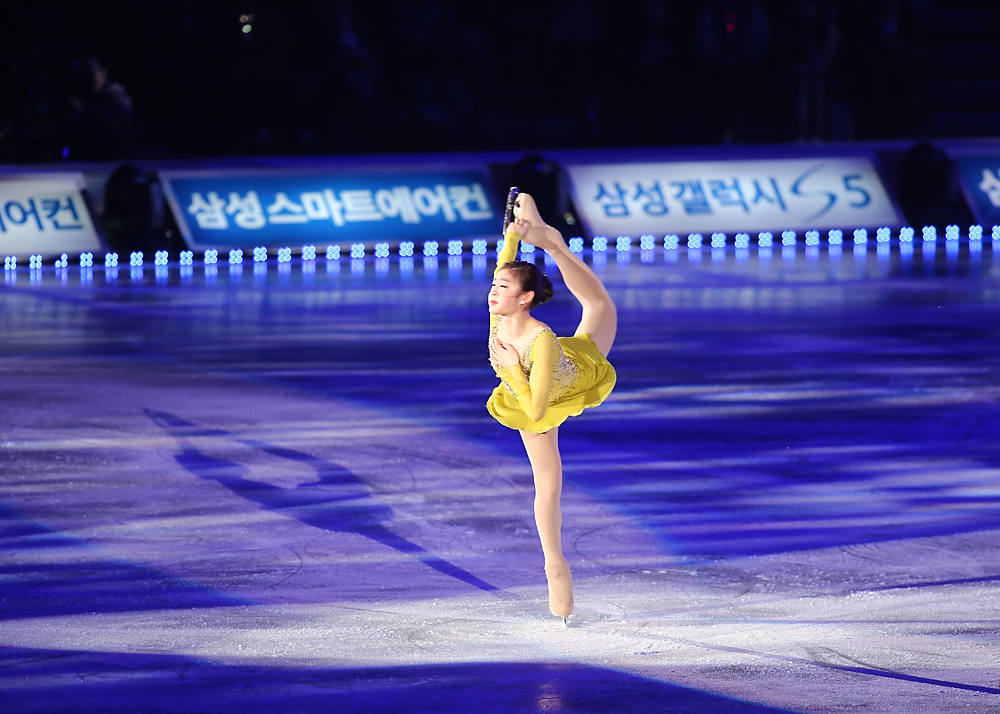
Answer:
[{"left": 490, "top": 319, "right": 580, "bottom": 404}]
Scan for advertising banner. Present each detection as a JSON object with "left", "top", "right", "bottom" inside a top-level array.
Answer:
[
  {"left": 161, "top": 168, "right": 498, "bottom": 249},
  {"left": 956, "top": 156, "right": 1000, "bottom": 227},
  {"left": 566, "top": 157, "right": 901, "bottom": 236},
  {"left": 0, "top": 173, "right": 103, "bottom": 258}
]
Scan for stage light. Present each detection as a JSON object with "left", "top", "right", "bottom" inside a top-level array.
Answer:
[
  {"left": 686, "top": 233, "right": 702, "bottom": 249},
  {"left": 203, "top": 249, "right": 218, "bottom": 265},
  {"left": 302, "top": 245, "right": 317, "bottom": 260},
  {"left": 969, "top": 225, "right": 983, "bottom": 241},
  {"left": 349, "top": 243, "right": 365, "bottom": 259},
  {"left": 900, "top": 226, "right": 915, "bottom": 242},
  {"left": 922, "top": 225, "right": 937, "bottom": 241},
  {"left": 326, "top": 245, "right": 340, "bottom": 260},
  {"left": 228, "top": 249, "right": 243, "bottom": 264},
  {"left": 640, "top": 234, "right": 656, "bottom": 249},
  {"left": 253, "top": 246, "right": 267, "bottom": 262},
  {"left": 828, "top": 229, "right": 843, "bottom": 245},
  {"left": 422, "top": 240, "right": 438, "bottom": 257},
  {"left": 805, "top": 230, "right": 819, "bottom": 246},
  {"left": 79, "top": 252, "right": 94, "bottom": 267},
  {"left": 472, "top": 239, "right": 487, "bottom": 255},
  {"left": 447, "top": 239, "right": 462, "bottom": 256},
  {"left": 617, "top": 235, "right": 632, "bottom": 251},
  {"left": 375, "top": 242, "right": 390, "bottom": 258},
  {"left": 129, "top": 251, "right": 143, "bottom": 267},
  {"left": 398, "top": 241, "right": 414, "bottom": 257},
  {"left": 876, "top": 227, "right": 891, "bottom": 243},
  {"left": 154, "top": 250, "right": 169, "bottom": 266},
  {"left": 853, "top": 228, "right": 868, "bottom": 245},
  {"left": 945, "top": 225, "right": 959, "bottom": 241},
  {"left": 277, "top": 247, "right": 292, "bottom": 263},
  {"left": 665, "top": 234, "right": 681, "bottom": 249},
  {"left": 592, "top": 236, "right": 608, "bottom": 251},
  {"left": 27, "top": 255, "right": 41, "bottom": 269},
  {"left": 734, "top": 233, "right": 749, "bottom": 248},
  {"left": 757, "top": 231, "right": 773, "bottom": 247},
  {"left": 55, "top": 253, "right": 68, "bottom": 268},
  {"left": 781, "top": 230, "right": 796, "bottom": 246},
  {"left": 568, "top": 237, "right": 584, "bottom": 253},
  {"left": 711, "top": 232, "right": 726, "bottom": 247},
  {"left": 992, "top": 226, "right": 1000, "bottom": 240}
]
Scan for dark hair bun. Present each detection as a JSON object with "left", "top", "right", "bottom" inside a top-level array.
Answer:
[
  {"left": 500, "top": 260, "right": 555, "bottom": 309},
  {"left": 538, "top": 274, "right": 554, "bottom": 305}
]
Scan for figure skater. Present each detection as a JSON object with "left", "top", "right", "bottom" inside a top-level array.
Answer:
[{"left": 487, "top": 190, "right": 617, "bottom": 623}]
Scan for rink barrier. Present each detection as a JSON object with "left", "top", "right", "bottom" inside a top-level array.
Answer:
[{"left": 4, "top": 224, "right": 999, "bottom": 276}]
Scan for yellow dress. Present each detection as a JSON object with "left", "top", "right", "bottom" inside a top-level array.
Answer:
[{"left": 486, "top": 230, "right": 616, "bottom": 433}]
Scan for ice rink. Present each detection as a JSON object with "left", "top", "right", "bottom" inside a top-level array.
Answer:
[{"left": 2, "top": 242, "right": 999, "bottom": 713}]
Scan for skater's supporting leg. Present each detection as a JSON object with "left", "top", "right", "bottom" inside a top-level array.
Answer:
[{"left": 521, "top": 427, "right": 573, "bottom": 618}]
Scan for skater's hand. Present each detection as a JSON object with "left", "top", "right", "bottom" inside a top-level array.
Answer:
[
  {"left": 505, "top": 217, "right": 531, "bottom": 238},
  {"left": 489, "top": 338, "right": 520, "bottom": 368}
]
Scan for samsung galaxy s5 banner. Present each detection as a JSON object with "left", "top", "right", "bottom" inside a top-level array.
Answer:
[{"left": 566, "top": 157, "right": 900, "bottom": 237}]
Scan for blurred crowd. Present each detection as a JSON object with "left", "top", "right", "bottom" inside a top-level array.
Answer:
[{"left": 0, "top": 0, "right": 937, "bottom": 162}]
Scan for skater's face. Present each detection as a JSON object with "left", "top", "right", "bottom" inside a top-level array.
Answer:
[{"left": 489, "top": 268, "right": 533, "bottom": 315}]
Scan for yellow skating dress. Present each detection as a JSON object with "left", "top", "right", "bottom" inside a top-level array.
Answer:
[{"left": 487, "top": 229, "right": 616, "bottom": 433}]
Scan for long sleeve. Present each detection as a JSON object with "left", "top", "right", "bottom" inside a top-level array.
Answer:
[
  {"left": 495, "top": 330, "right": 556, "bottom": 423},
  {"left": 490, "top": 228, "right": 522, "bottom": 335},
  {"left": 495, "top": 228, "right": 521, "bottom": 276}
]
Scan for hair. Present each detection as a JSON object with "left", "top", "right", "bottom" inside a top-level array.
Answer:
[{"left": 500, "top": 260, "right": 554, "bottom": 309}]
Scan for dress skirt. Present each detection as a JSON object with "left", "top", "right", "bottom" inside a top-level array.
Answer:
[{"left": 487, "top": 333, "right": 616, "bottom": 433}]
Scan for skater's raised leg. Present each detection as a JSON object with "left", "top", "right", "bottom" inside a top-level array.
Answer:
[{"left": 516, "top": 194, "right": 618, "bottom": 357}]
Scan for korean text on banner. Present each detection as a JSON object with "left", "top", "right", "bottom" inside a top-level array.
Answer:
[
  {"left": 567, "top": 158, "right": 900, "bottom": 236},
  {"left": 0, "top": 174, "right": 103, "bottom": 258},
  {"left": 161, "top": 169, "right": 497, "bottom": 249},
  {"left": 956, "top": 156, "right": 1000, "bottom": 226}
]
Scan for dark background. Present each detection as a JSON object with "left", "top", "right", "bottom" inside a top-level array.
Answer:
[{"left": 0, "top": 0, "right": 997, "bottom": 164}]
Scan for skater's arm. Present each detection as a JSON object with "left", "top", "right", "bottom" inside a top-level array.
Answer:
[{"left": 495, "top": 228, "right": 521, "bottom": 276}]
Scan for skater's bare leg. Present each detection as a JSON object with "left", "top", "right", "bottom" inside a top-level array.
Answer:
[
  {"left": 517, "top": 194, "right": 618, "bottom": 356},
  {"left": 521, "top": 427, "right": 573, "bottom": 618}
]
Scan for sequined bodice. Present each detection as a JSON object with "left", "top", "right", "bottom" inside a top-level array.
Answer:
[{"left": 490, "top": 318, "right": 579, "bottom": 404}]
